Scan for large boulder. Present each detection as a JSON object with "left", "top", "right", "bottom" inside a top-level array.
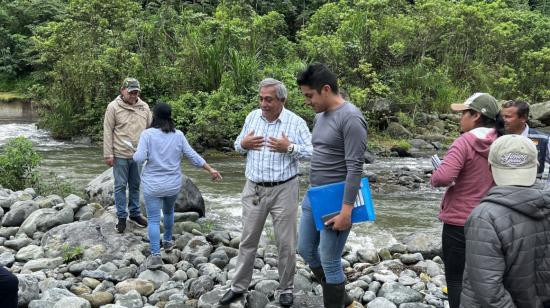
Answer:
[
  {"left": 2, "top": 200, "right": 38, "bottom": 227},
  {"left": 85, "top": 168, "right": 205, "bottom": 216},
  {"left": 41, "top": 211, "right": 146, "bottom": 262},
  {"left": 401, "top": 232, "right": 441, "bottom": 259},
  {"left": 386, "top": 122, "right": 412, "bottom": 139},
  {"left": 529, "top": 101, "right": 550, "bottom": 125},
  {"left": 18, "top": 207, "right": 74, "bottom": 237}
]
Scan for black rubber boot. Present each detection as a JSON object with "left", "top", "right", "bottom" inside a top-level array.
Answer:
[
  {"left": 310, "top": 267, "right": 353, "bottom": 307},
  {"left": 323, "top": 281, "right": 346, "bottom": 308},
  {"left": 310, "top": 266, "right": 325, "bottom": 284}
]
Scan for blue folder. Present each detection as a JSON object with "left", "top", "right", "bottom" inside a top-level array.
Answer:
[{"left": 307, "top": 178, "right": 376, "bottom": 231}]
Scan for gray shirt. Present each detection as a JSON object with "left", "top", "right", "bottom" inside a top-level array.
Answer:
[{"left": 310, "top": 102, "right": 368, "bottom": 204}]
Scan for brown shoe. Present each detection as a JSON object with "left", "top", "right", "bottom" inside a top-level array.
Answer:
[{"left": 129, "top": 215, "right": 147, "bottom": 228}]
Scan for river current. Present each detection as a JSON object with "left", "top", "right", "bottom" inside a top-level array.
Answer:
[{"left": 1, "top": 123, "right": 444, "bottom": 250}]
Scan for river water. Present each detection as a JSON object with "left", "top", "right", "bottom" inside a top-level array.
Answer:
[{"left": 0, "top": 123, "right": 444, "bottom": 249}]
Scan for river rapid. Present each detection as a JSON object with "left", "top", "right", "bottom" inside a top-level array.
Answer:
[{"left": 1, "top": 123, "right": 445, "bottom": 250}]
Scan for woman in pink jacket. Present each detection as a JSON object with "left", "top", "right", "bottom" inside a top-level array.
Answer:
[{"left": 430, "top": 93, "right": 504, "bottom": 308}]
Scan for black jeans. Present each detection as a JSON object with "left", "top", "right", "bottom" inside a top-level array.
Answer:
[
  {"left": 442, "top": 224, "right": 465, "bottom": 308},
  {"left": 0, "top": 266, "right": 18, "bottom": 308}
]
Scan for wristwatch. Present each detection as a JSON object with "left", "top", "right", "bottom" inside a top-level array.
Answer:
[{"left": 287, "top": 144, "right": 295, "bottom": 154}]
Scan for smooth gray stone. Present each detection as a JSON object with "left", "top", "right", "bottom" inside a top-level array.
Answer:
[
  {"left": 68, "top": 261, "right": 98, "bottom": 275},
  {"left": 148, "top": 281, "right": 185, "bottom": 304},
  {"left": 349, "top": 286, "right": 365, "bottom": 301},
  {"left": 4, "top": 236, "right": 32, "bottom": 250},
  {"left": 109, "top": 265, "right": 137, "bottom": 282},
  {"left": 363, "top": 290, "right": 376, "bottom": 303},
  {"left": 373, "top": 270, "right": 398, "bottom": 283},
  {"left": 0, "top": 252, "right": 15, "bottom": 267},
  {"left": 0, "top": 226, "right": 19, "bottom": 238},
  {"left": 2, "top": 200, "right": 38, "bottom": 227},
  {"left": 378, "top": 282, "right": 423, "bottom": 305},
  {"left": 81, "top": 270, "right": 109, "bottom": 280},
  {"left": 41, "top": 287, "right": 75, "bottom": 302},
  {"left": 17, "top": 274, "right": 40, "bottom": 306},
  {"left": 399, "top": 253, "right": 424, "bottom": 265},
  {"left": 248, "top": 290, "right": 269, "bottom": 308},
  {"left": 29, "top": 300, "right": 56, "bottom": 308},
  {"left": 53, "top": 297, "right": 91, "bottom": 308},
  {"left": 36, "top": 195, "right": 64, "bottom": 209},
  {"left": 138, "top": 269, "right": 170, "bottom": 289},
  {"left": 254, "top": 279, "right": 279, "bottom": 297},
  {"left": 18, "top": 207, "right": 74, "bottom": 237},
  {"left": 357, "top": 248, "right": 380, "bottom": 264},
  {"left": 114, "top": 289, "right": 143, "bottom": 308},
  {"left": 206, "top": 231, "right": 231, "bottom": 245},
  {"left": 346, "top": 280, "right": 370, "bottom": 291},
  {"left": 173, "top": 212, "right": 200, "bottom": 222},
  {"left": 15, "top": 244, "right": 44, "bottom": 262},
  {"left": 197, "top": 287, "right": 243, "bottom": 308},
  {"left": 198, "top": 263, "right": 222, "bottom": 280},
  {"left": 38, "top": 277, "right": 72, "bottom": 292},
  {"left": 40, "top": 211, "right": 145, "bottom": 263},
  {"left": 187, "top": 276, "right": 215, "bottom": 299},
  {"left": 22, "top": 257, "right": 63, "bottom": 272},
  {"left": 366, "top": 297, "right": 397, "bottom": 308}
]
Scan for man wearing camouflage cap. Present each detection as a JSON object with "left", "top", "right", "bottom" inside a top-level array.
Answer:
[{"left": 104, "top": 77, "right": 152, "bottom": 233}]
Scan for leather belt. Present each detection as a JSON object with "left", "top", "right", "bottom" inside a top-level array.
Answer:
[{"left": 254, "top": 175, "right": 297, "bottom": 187}]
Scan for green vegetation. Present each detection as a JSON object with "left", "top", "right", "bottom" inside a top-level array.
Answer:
[
  {"left": 0, "top": 136, "right": 75, "bottom": 195},
  {"left": 368, "top": 136, "right": 412, "bottom": 153},
  {"left": 62, "top": 244, "right": 83, "bottom": 263},
  {"left": 1, "top": 0, "right": 549, "bottom": 146},
  {"left": 200, "top": 218, "right": 216, "bottom": 234},
  {"left": 0, "top": 92, "right": 25, "bottom": 101},
  {"left": 36, "top": 171, "right": 75, "bottom": 198},
  {"left": 0, "top": 136, "right": 41, "bottom": 190}
]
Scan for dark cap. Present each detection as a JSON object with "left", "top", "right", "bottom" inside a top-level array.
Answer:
[{"left": 122, "top": 77, "right": 141, "bottom": 92}]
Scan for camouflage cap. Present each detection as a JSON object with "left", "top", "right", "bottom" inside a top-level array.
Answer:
[{"left": 121, "top": 77, "right": 141, "bottom": 92}]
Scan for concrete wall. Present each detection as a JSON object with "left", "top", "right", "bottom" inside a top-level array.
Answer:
[{"left": 0, "top": 99, "right": 38, "bottom": 122}]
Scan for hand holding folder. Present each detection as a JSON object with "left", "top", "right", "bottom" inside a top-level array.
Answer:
[{"left": 307, "top": 178, "right": 376, "bottom": 231}]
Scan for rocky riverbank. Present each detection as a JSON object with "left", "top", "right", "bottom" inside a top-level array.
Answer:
[{"left": 0, "top": 180, "right": 448, "bottom": 308}]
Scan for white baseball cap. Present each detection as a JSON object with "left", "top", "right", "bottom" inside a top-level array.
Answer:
[{"left": 489, "top": 135, "right": 538, "bottom": 186}]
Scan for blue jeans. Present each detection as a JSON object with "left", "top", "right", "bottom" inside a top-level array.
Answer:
[
  {"left": 297, "top": 195, "right": 351, "bottom": 284},
  {"left": 143, "top": 193, "right": 178, "bottom": 255},
  {"left": 113, "top": 158, "right": 141, "bottom": 219}
]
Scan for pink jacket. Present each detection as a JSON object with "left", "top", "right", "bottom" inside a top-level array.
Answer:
[{"left": 430, "top": 127, "right": 497, "bottom": 226}]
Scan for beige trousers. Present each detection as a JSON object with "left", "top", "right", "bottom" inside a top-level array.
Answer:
[{"left": 231, "top": 177, "right": 299, "bottom": 293}]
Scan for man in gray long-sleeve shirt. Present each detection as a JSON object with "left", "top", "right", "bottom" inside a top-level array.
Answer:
[{"left": 296, "top": 63, "right": 367, "bottom": 308}]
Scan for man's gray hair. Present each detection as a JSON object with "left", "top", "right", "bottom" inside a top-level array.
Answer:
[{"left": 259, "top": 78, "right": 288, "bottom": 102}]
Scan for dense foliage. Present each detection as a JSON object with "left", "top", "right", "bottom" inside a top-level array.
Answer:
[
  {"left": 0, "top": 136, "right": 74, "bottom": 194},
  {"left": 1, "top": 0, "right": 549, "bottom": 146},
  {"left": 0, "top": 136, "right": 41, "bottom": 190}
]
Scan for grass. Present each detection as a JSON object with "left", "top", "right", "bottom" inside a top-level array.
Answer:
[
  {"left": 62, "top": 244, "right": 83, "bottom": 263},
  {"left": 368, "top": 134, "right": 412, "bottom": 152},
  {"left": 0, "top": 92, "right": 26, "bottom": 101}
]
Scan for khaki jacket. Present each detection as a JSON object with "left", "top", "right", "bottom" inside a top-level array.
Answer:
[{"left": 103, "top": 96, "right": 152, "bottom": 159}]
